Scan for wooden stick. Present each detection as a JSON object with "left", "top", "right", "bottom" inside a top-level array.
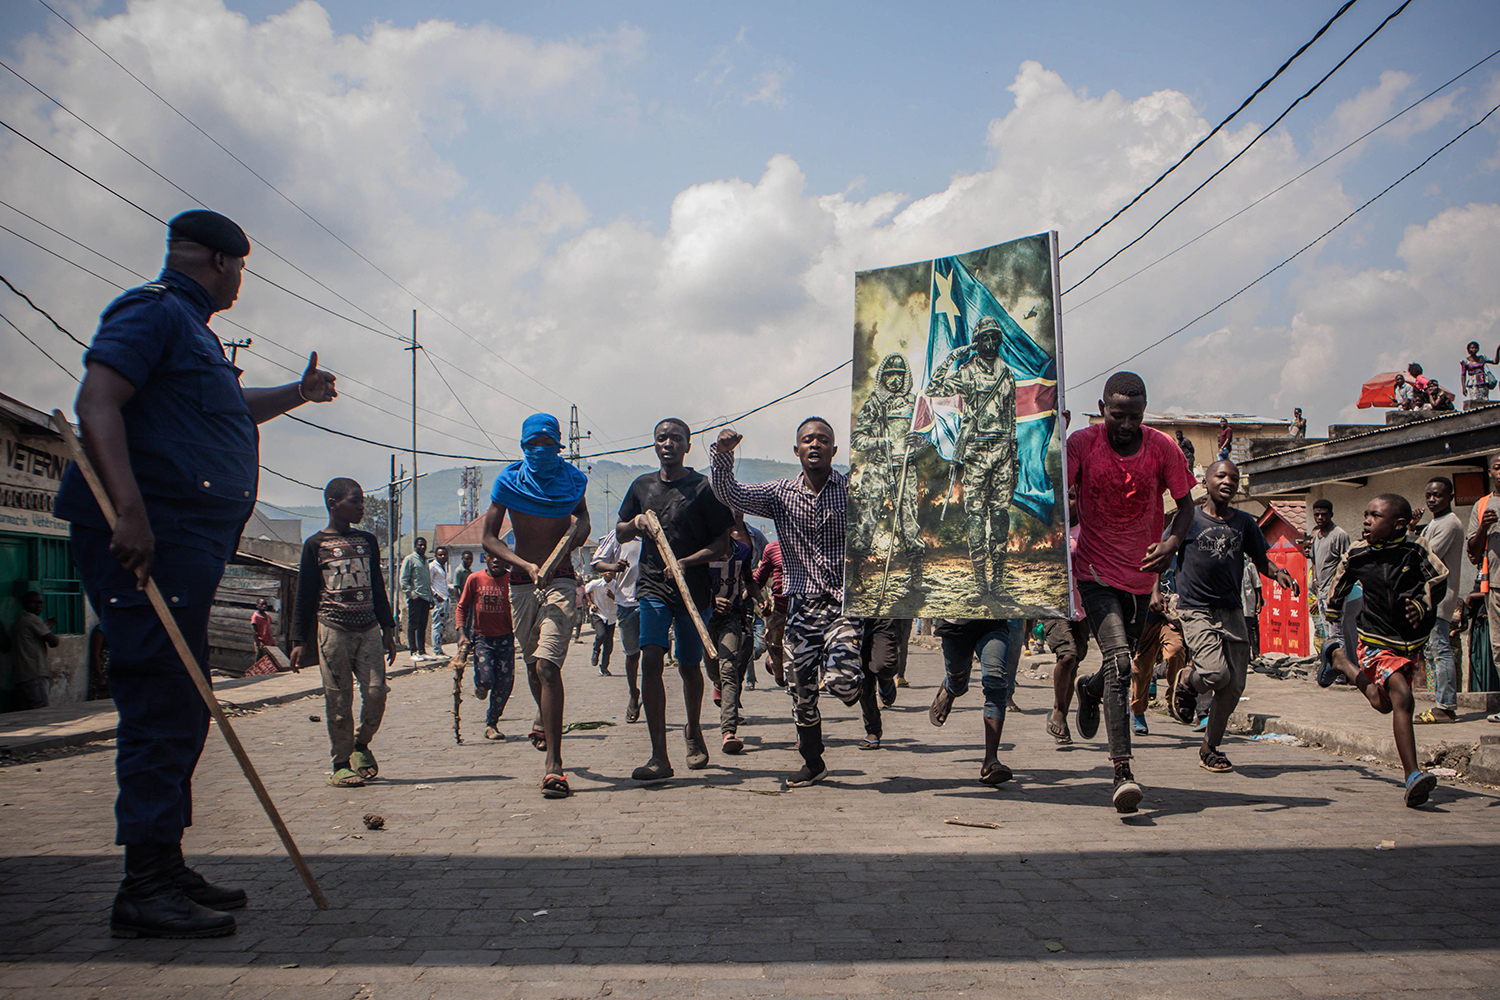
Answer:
[
  {"left": 536, "top": 519, "right": 581, "bottom": 585},
  {"left": 641, "top": 510, "right": 717, "bottom": 663},
  {"left": 51, "top": 411, "right": 329, "bottom": 910}
]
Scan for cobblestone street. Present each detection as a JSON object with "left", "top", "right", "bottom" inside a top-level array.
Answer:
[{"left": 3, "top": 644, "right": 1498, "bottom": 999}]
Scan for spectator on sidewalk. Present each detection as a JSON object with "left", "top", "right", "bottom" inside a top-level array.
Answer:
[
  {"left": 399, "top": 537, "right": 433, "bottom": 657},
  {"left": 291, "top": 478, "right": 398, "bottom": 788},
  {"left": 1320, "top": 494, "right": 1448, "bottom": 807},
  {"left": 11, "top": 591, "right": 59, "bottom": 709},
  {"left": 1306, "top": 499, "right": 1352, "bottom": 645},
  {"left": 1417, "top": 476, "right": 1464, "bottom": 724},
  {"left": 429, "top": 545, "right": 451, "bottom": 658},
  {"left": 1466, "top": 453, "right": 1500, "bottom": 705},
  {"left": 251, "top": 599, "right": 274, "bottom": 651},
  {"left": 1216, "top": 417, "right": 1233, "bottom": 461}
]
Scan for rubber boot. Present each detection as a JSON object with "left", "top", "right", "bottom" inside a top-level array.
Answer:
[
  {"left": 169, "top": 844, "right": 247, "bottom": 910},
  {"left": 110, "top": 844, "right": 236, "bottom": 939}
]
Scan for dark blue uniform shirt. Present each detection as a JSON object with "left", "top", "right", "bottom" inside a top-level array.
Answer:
[{"left": 55, "top": 269, "right": 259, "bottom": 561}]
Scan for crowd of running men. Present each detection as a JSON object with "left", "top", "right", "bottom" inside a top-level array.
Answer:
[{"left": 290, "top": 371, "right": 1452, "bottom": 813}]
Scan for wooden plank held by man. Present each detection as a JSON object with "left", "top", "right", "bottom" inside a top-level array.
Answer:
[
  {"left": 641, "top": 509, "right": 717, "bottom": 663},
  {"left": 52, "top": 410, "right": 330, "bottom": 911}
]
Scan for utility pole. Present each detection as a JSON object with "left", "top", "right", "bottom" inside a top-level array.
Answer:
[
  {"left": 405, "top": 310, "right": 419, "bottom": 551},
  {"left": 221, "top": 337, "right": 252, "bottom": 364},
  {"left": 567, "top": 404, "right": 591, "bottom": 467},
  {"left": 389, "top": 455, "right": 400, "bottom": 633}
]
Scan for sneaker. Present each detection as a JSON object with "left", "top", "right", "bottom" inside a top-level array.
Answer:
[
  {"left": 928, "top": 685, "right": 956, "bottom": 727},
  {"left": 745, "top": 680, "right": 757, "bottom": 690},
  {"left": 785, "top": 762, "right": 829, "bottom": 788},
  {"left": 1075, "top": 675, "right": 1101, "bottom": 740},
  {"left": 1147, "top": 680, "right": 1158, "bottom": 703},
  {"left": 1131, "top": 713, "right": 1149, "bottom": 736},
  {"left": 1317, "top": 641, "right": 1344, "bottom": 688},
  {"left": 1199, "top": 746, "right": 1233, "bottom": 772},
  {"left": 1111, "top": 763, "right": 1143, "bottom": 813},
  {"left": 722, "top": 732, "right": 744, "bottom": 754},
  {"left": 1170, "top": 671, "right": 1198, "bottom": 724},
  {"left": 599, "top": 665, "right": 612, "bottom": 676},
  {"left": 625, "top": 691, "right": 641, "bottom": 724},
  {"left": 631, "top": 757, "right": 674, "bottom": 782},
  {"left": 1404, "top": 770, "right": 1437, "bottom": 808},
  {"left": 433, "top": 646, "right": 446, "bottom": 658},
  {"left": 483, "top": 726, "right": 505, "bottom": 742},
  {"left": 473, "top": 684, "right": 489, "bottom": 700},
  {"left": 684, "top": 729, "right": 710, "bottom": 770}
]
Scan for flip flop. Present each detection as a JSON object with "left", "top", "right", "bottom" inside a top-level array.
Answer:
[
  {"left": 1414, "top": 709, "right": 1457, "bottom": 724},
  {"left": 541, "top": 773, "right": 570, "bottom": 799},
  {"left": 858, "top": 736, "right": 880, "bottom": 750},
  {"left": 350, "top": 748, "right": 378, "bottom": 780},
  {"left": 529, "top": 727, "right": 547, "bottom": 752},
  {"left": 979, "top": 761, "right": 1013, "bottom": 785},
  {"left": 1046, "top": 715, "right": 1072, "bottom": 746}
]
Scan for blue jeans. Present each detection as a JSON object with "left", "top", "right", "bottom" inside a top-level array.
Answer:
[
  {"left": 472, "top": 634, "right": 516, "bottom": 728},
  {"left": 940, "top": 620, "right": 1021, "bottom": 724},
  {"left": 1430, "top": 619, "right": 1456, "bottom": 711},
  {"left": 638, "top": 594, "right": 709, "bottom": 669}
]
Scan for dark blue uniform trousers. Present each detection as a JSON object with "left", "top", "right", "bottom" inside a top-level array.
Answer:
[{"left": 72, "top": 526, "right": 225, "bottom": 846}]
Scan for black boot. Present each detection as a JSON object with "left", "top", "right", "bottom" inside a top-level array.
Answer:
[
  {"left": 110, "top": 844, "right": 236, "bottom": 939},
  {"left": 169, "top": 844, "right": 247, "bottom": 910},
  {"left": 786, "top": 723, "right": 828, "bottom": 787}
]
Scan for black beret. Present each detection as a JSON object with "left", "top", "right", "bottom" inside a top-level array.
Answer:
[{"left": 167, "top": 209, "right": 251, "bottom": 257}]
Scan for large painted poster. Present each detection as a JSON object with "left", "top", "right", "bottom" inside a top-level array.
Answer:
[{"left": 845, "top": 231, "right": 1070, "bottom": 618}]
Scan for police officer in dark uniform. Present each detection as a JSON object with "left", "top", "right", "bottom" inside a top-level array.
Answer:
[{"left": 55, "top": 210, "right": 338, "bottom": 938}]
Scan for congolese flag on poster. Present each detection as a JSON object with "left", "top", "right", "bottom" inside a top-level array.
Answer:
[{"left": 913, "top": 255, "right": 1059, "bottom": 524}]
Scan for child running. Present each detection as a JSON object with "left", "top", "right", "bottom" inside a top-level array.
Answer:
[
  {"left": 457, "top": 550, "right": 516, "bottom": 742},
  {"left": 1319, "top": 494, "right": 1449, "bottom": 807},
  {"left": 708, "top": 514, "right": 760, "bottom": 754},
  {"left": 617, "top": 418, "right": 735, "bottom": 782},
  {"left": 290, "top": 478, "right": 397, "bottom": 788},
  {"left": 481, "top": 413, "right": 591, "bottom": 799},
  {"left": 1069, "top": 372, "right": 1196, "bottom": 813},
  {"left": 1165, "top": 460, "right": 1298, "bottom": 772},
  {"left": 710, "top": 417, "right": 859, "bottom": 788}
]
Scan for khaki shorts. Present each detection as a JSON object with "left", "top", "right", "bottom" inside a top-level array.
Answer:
[{"left": 510, "top": 578, "right": 577, "bottom": 666}]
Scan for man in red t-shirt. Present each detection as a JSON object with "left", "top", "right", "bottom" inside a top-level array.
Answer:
[
  {"left": 1067, "top": 371, "right": 1196, "bottom": 813},
  {"left": 457, "top": 551, "right": 516, "bottom": 742}
]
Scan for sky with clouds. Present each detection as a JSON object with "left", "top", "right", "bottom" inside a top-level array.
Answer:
[{"left": 2, "top": 0, "right": 1498, "bottom": 513}]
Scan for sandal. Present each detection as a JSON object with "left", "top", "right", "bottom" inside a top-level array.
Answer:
[
  {"left": 979, "top": 760, "right": 1013, "bottom": 785},
  {"left": 1199, "top": 747, "right": 1233, "bottom": 773},
  {"left": 1414, "top": 709, "right": 1457, "bottom": 724},
  {"left": 529, "top": 727, "right": 547, "bottom": 753},
  {"left": 350, "top": 747, "right": 378, "bottom": 780},
  {"left": 540, "top": 773, "right": 570, "bottom": 799},
  {"left": 858, "top": 735, "right": 881, "bottom": 750},
  {"left": 327, "top": 766, "right": 364, "bottom": 788},
  {"left": 722, "top": 732, "right": 744, "bottom": 755},
  {"left": 1046, "top": 714, "right": 1072, "bottom": 746}
]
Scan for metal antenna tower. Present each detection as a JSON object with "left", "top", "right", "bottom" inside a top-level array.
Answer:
[
  {"left": 567, "top": 404, "right": 591, "bottom": 466},
  {"left": 458, "top": 466, "right": 481, "bottom": 523}
]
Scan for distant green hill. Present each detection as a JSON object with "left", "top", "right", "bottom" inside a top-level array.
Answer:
[{"left": 258, "top": 456, "right": 842, "bottom": 541}]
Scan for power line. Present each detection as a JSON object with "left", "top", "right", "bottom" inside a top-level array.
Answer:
[
  {"left": 36, "top": 0, "right": 586, "bottom": 424},
  {"left": 580, "top": 360, "right": 853, "bottom": 459},
  {"left": 421, "top": 347, "right": 510, "bottom": 456},
  {"left": 284, "top": 413, "right": 507, "bottom": 463},
  {"left": 1062, "top": 0, "right": 1361, "bottom": 259},
  {"left": 1065, "top": 0, "right": 1413, "bottom": 294},
  {"left": 260, "top": 465, "right": 324, "bottom": 492},
  {"left": 0, "top": 55, "right": 407, "bottom": 340},
  {"left": 0, "top": 271, "right": 88, "bottom": 348},
  {"left": 1064, "top": 44, "right": 1500, "bottom": 312},
  {"left": 1072, "top": 99, "right": 1500, "bottom": 390},
  {"left": 0, "top": 308, "right": 78, "bottom": 381},
  {"left": 0, "top": 218, "right": 511, "bottom": 455}
]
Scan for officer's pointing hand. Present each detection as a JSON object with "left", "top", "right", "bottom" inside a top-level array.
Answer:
[{"left": 300, "top": 352, "right": 337, "bottom": 403}]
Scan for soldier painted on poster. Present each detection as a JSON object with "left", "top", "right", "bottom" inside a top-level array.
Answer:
[{"left": 845, "top": 232, "right": 1071, "bottom": 619}]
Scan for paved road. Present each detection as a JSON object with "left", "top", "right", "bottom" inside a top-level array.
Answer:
[{"left": 2, "top": 642, "right": 1498, "bottom": 999}]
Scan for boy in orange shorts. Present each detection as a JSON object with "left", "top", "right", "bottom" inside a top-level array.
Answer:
[{"left": 1317, "top": 494, "right": 1449, "bottom": 807}]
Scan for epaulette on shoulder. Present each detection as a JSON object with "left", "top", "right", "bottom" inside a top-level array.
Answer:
[{"left": 137, "top": 281, "right": 169, "bottom": 298}]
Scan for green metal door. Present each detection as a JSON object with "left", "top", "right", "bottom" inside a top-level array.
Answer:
[{"left": 0, "top": 534, "right": 30, "bottom": 705}]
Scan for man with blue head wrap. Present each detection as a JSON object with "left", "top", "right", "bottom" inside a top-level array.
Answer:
[{"left": 481, "top": 413, "right": 591, "bottom": 798}]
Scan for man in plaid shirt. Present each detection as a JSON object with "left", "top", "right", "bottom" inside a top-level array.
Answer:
[{"left": 711, "top": 417, "right": 862, "bottom": 788}]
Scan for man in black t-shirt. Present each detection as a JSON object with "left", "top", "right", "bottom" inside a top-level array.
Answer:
[
  {"left": 616, "top": 418, "right": 734, "bottom": 782},
  {"left": 1167, "top": 461, "right": 1297, "bottom": 772}
]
